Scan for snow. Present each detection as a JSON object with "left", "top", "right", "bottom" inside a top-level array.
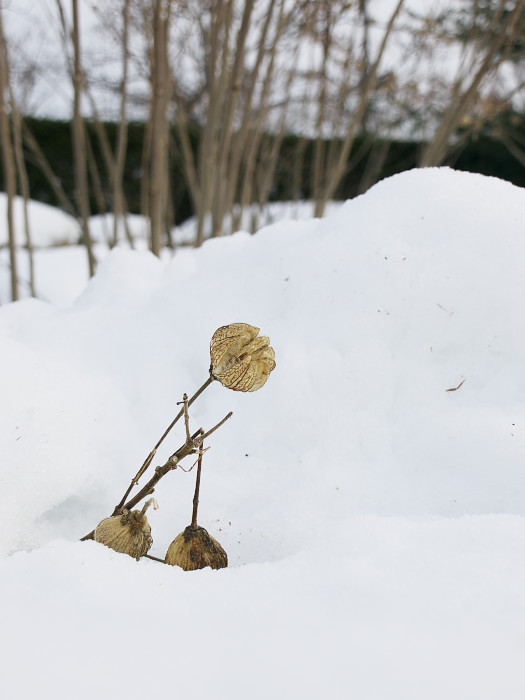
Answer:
[
  {"left": 1, "top": 167, "right": 525, "bottom": 698},
  {"left": 0, "top": 199, "right": 345, "bottom": 305},
  {"left": 0, "top": 194, "right": 80, "bottom": 248}
]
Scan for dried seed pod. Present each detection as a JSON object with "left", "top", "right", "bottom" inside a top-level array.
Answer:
[
  {"left": 165, "top": 526, "right": 228, "bottom": 571},
  {"left": 210, "top": 323, "right": 276, "bottom": 392},
  {"left": 94, "top": 498, "right": 158, "bottom": 561}
]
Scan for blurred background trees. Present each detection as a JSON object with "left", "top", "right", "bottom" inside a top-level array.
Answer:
[{"left": 1, "top": 0, "right": 525, "bottom": 298}]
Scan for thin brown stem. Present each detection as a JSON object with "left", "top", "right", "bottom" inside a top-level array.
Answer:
[
  {"left": 140, "top": 497, "right": 158, "bottom": 516},
  {"left": 144, "top": 553, "right": 165, "bottom": 563},
  {"left": 112, "top": 375, "right": 215, "bottom": 514},
  {"left": 191, "top": 440, "right": 205, "bottom": 529},
  {"left": 201, "top": 411, "right": 233, "bottom": 441},
  {"left": 81, "top": 411, "right": 232, "bottom": 542},
  {"left": 181, "top": 393, "right": 191, "bottom": 442}
]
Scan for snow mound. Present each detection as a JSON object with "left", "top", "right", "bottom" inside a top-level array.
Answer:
[
  {"left": 0, "top": 194, "right": 80, "bottom": 247},
  {"left": 1, "top": 167, "right": 525, "bottom": 699}
]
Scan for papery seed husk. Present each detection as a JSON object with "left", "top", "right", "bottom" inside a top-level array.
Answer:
[
  {"left": 249, "top": 351, "right": 276, "bottom": 391},
  {"left": 210, "top": 323, "right": 276, "bottom": 392},
  {"left": 165, "top": 526, "right": 228, "bottom": 571},
  {"left": 210, "top": 323, "right": 259, "bottom": 375},
  {"left": 240, "top": 335, "right": 271, "bottom": 357},
  {"left": 214, "top": 356, "right": 254, "bottom": 392},
  {"left": 95, "top": 509, "right": 153, "bottom": 561}
]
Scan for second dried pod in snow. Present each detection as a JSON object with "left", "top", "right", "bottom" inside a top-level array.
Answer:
[{"left": 165, "top": 525, "right": 228, "bottom": 571}]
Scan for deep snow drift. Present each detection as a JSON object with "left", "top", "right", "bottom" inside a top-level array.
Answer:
[
  {"left": 1, "top": 168, "right": 525, "bottom": 699},
  {"left": 0, "top": 197, "right": 344, "bottom": 305}
]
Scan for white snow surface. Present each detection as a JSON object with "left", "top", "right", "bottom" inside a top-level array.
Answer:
[
  {"left": 0, "top": 199, "right": 345, "bottom": 305},
  {"left": 0, "top": 194, "right": 80, "bottom": 248},
  {"left": 1, "top": 167, "right": 525, "bottom": 699}
]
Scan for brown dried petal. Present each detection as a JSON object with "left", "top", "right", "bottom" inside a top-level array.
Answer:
[
  {"left": 210, "top": 323, "right": 259, "bottom": 375},
  {"left": 249, "top": 351, "right": 276, "bottom": 392},
  {"left": 214, "top": 356, "right": 256, "bottom": 392},
  {"left": 240, "top": 335, "right": 271, "bottom": 358}
]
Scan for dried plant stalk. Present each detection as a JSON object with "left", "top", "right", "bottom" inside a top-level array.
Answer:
[
  {"left": 81, "top": 322, "right": 275, "bottom": 547},
  {"left": 165, "top": 440, "right": 227, "bottom": 571}
]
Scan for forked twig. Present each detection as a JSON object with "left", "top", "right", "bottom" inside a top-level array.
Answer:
[
  {"left": 80, "top": 409, "right": 232, "bottom": 542},
  {"left": 112, "top": 376, "right": 215, "bottom": 515}
]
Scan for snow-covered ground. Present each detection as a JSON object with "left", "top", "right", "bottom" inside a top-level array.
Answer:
[
  {"left": 0, "top": 194, "right": 80, "bottom": 248},
  {"left": 0, "top": 198, "right": 344, "bottom": 305},
  {"left": 1, "top": 167, "right": 525, "bottom": 699}
]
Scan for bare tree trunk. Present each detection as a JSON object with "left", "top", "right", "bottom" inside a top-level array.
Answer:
[
  {"left": 316, "top": 0, "right": 405, "bottom": 215},
  {"left": 497, "top": 129, "right": 525, "bottom": 168},
  {"left": 254, "top": 125, "right": 287, "bottom": 224},
  {"left": 72, "top": 0, "right": 96, "bottom": 276},
  {"left": 149, "top": 0, "right": 172, "bottom": 256},
  {"left": 420, "top": 0, "right": 525, "bottom": 167},
  {"left": 0, "top": 6, "right": 18, "bottom": 301},
  {"left": 358, "top": 139, "right": 390, "bottom": 194},
  {"left": 226, "top": 0, "right": 288, "bottom": 233},
  {"left": 10, "top": 99, "right": 35, "bottom": 296},
  {"left": 85, "top": 133, "right": 110, "bottom": 242},
  {"left": 312, "top": 1, "right": 333, "bottom": 215},
  {"left": 236, "top": 58, "right": 294, "bottom": 233},
  {"left": 195, "top": 0, "right": 234, "bottom": 246},
  {"left": 210, "top": 0, "right": 256, "bottom": 237},
  {"left": 22, "top": 123, "right": 76, "bottom": 217},
  {"left": 188, "top": 0, "right": 294, "bottom": 243},
  {"left": 292, "top": 137, "right": 307, "bottom": 209},
  {"left": 83, "top": 88, "right": 132, "bottom": 246},
  {"left": 358, "top": 0, "right": 373, "bottom": 134},
  {"left": 172, "top": 97, "right": 200, "bottom": 215},
  {"left": 113, "top": 0, "right": 132, "bottom": 248},
  {"left": 140, "top": 117, "right": 152, "bottom": 223}
]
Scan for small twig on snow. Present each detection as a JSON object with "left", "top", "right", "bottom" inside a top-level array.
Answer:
[{"left": 446, "top": 379, "right": 465, "bottom": 392}]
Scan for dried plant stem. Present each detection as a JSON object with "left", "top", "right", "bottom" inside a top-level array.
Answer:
[
  {"left": 112, "top": 375, "right": 215, "bottom": 514},
  {"left": 191, "top": 440, "right": 204, "bottom": 529},
  {"left": 80, "top": 411, "right": 232, "bottom": 542},
  {"left": 144, "top": 553, "right": 165, "bottom": 564},
  {"left": 140, "top": 498, "right": 158, "bottom": 516}
]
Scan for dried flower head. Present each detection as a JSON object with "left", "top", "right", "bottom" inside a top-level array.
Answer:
[
  {"left": 94, "top": 498, "right": 158, "bottom": 560},
  {"left": 210, "top": 323, "right": 276, "bottom": 392},
  {"left": 165, "top": 525, "right": 228, "bottom": 571}
]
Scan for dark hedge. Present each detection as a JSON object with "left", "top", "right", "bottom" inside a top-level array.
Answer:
[{"left": 3, "top": 115, "right": 525, "bottom": 224}]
